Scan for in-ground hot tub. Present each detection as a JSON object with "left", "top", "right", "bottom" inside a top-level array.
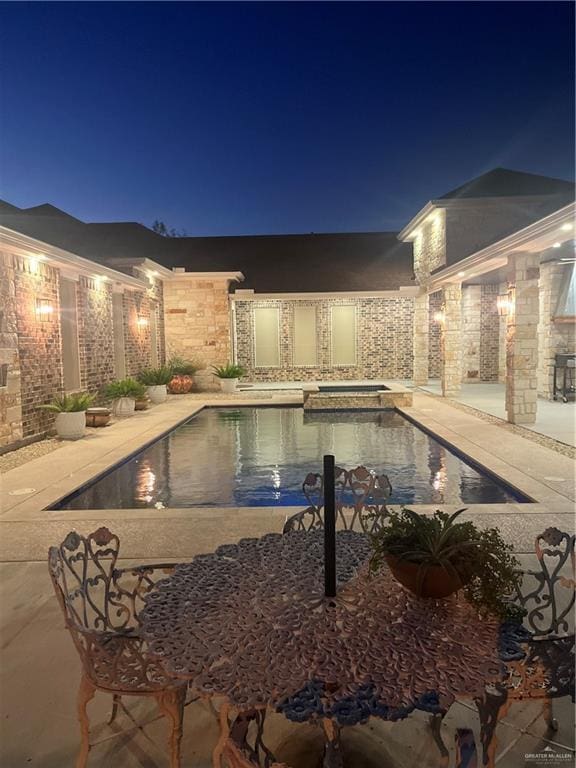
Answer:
[{"left": 303, "top": 383, "right": 412, "bottom": 410}]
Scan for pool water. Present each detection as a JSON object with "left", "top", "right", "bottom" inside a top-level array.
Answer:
[{"left": 51, "top": 407, "right": 530, "bottom": 510}]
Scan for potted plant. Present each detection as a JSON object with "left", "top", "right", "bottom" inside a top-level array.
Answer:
[
  {"left": 212, "top": 363, "right": 246, "bottom": 393},
  {"left": 39, "top": 392, "right": 94, "bottom": 440},
  {"left": 135, "top": 392, "right": 150, "bottom": 411},
  {"left": 103, "top": 378, "right": 145, "bottom": 417},
  {"left": 167, "top": 356, "right": 203, "bottom": 394},
  {"left": 369, "top": 508, "right": 520, "bottom": 617},
  {"left": 138, "top": 366, "right": 173, "bottom": 404}
]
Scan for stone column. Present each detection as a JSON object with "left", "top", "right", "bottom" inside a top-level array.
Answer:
[
  {"left": 440, "top": 283, "right": 462, "bottom": 398},
  {"left": 461, "top": 285, "right": 481, "bottom": 382},
  {"left": 412, "top": 293, "right": 429, "bottom": 386},
  {"left": 497, "top": 281, "right": 507, "bottom": 383},
  {"left": 505, "top": 253, "right": 539, "bottom": 424}
]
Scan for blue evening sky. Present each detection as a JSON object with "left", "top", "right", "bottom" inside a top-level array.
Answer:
[{"left": 0, "top": 1, "right": 574, "bottom": 235}]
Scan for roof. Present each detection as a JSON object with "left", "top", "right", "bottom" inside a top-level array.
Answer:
[
  {"left": 165, "top": 233, "right": 414, "bottom": 292},
  {"left": 0, "top": 200, "right": 414, "bottom": 292},
  {"left": 438, "top": 167, "right": 575, "bottom": 200}
]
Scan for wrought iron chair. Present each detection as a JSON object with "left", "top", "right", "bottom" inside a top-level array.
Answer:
[
  {"left": 283, "top": 465, "right": 392, "bottom": 534},
  {"left": 48, "top": 527, "right": 188, "bottom": 768}
]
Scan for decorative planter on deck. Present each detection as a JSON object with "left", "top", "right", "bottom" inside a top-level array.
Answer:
[
  {"left": 85, "top": 408, "right": 112, "bottom": 428},
  {"left": 219, "top": 378, "right": 238, "bottom": 394},
  {"left": 385, "top": 555, "right": 466, "bottom": 599},
  {"left": 111, "top": 397, "right": 136, "bottom": 417},
  {"left": 55, "top": 411, "right": 87, "bottom": 440},
  {"left": 147, "top": 385, "right": 168, "bottom": 404}
]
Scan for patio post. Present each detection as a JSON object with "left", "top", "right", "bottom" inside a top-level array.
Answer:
[
  {"left": 505, "top": 253, "right": 540, "bottom": 425},
  {"left": 413, "top": 293, "right": 429, "bottom": 386},
  {"left": 440, "top": 283, "right": 463, "bottom": 398}
]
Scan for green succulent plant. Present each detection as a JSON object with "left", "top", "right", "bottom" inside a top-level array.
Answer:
[
  {"left": 103, "top": 378, "right": 146, "bottom": 400},
  {"left": 39, "top": 392, "right": 95, "bottom": 413},
  {"left": 138, "top": 366, "right": 173, "bottom": 386},
  {"left": 168, "top": 356, "right": 203, "bottom": 376},
  {"left": 212, "top": 363, "right": 246, "bottom": 379},
  {"left": 369, "top": 507, "right": 521, "bottom": 618}
]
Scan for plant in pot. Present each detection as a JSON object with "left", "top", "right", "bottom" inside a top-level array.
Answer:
[
  {"left": 369, "top": 508, "right": 520, "bottom": 617},
  {"left": 39, "top": 392, "right": 95, "bottom": 440},
  {"left": 212, "top": 363, "right": 246, "bottom": 394},
  {"left": 138, "top": 366, "right": 173, "bottom": 404},
  {"left": 167, "top": 356, "right": 203, "bottom": 394},
  {"left": 103, "top": 378, "right": 144, "bottom": 417}
]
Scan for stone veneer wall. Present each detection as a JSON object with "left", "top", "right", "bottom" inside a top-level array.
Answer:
[
  {"left": 163, "top": 277, "right": 232, "bottom": 390},
  {"left": 413, "top": 211, "right": 446, "bottom": 284},
  {"left": 77, "top": 277, "right": 115, "bottom": 393},
  {"left": 428, "top": 292, "right": 442, "bottom": 377},
  {"left": 0, "top": 252, "right": 23, "bottom": 448},
  {"left": 479, "top": 285, "right": 499, "bottom": 381},
  {"left": 462, "top": 285, "right": 481, "bottom": 381},
  {"left": 133, "top": 268, "right": 166, "bottom": 368},
  {"left": 13, "top": 255, "right": 64, "bottom": 439},
  {"left": 234, "top": 297, "right": 414, "bottom": 381},
  {"left": 538, "top": 262, "right": 575, "bottom": 399}
]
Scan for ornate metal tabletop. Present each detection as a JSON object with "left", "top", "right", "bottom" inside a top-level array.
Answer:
[{"left": 140, "top": 530, "right": 511, "bottom": 726}]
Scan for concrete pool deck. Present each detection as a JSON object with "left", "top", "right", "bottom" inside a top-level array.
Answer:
[{"left": 0, "top": 390, "right": 574, "bottom": 766}]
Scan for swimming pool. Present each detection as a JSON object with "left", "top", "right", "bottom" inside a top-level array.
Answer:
[{"left": 50, "top": 407, "right": 531, "bottom": 509}]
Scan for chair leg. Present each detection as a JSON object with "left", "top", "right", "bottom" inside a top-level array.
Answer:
[
  {"left": 76, "top": 675, "right": 96, "bottom": 768},
  {"left": 543, "top": 699, "right": 558, "bottom": 732},
  {"left": 156, "top": 687, "right": 186, "bottom": 768},
  {"left": 107, "top": 694, "right": 121, "bottom": 725}
]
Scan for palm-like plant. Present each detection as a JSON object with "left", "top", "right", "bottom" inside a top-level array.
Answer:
[
  {"left": 168, "top": 356, "right": 203, "bottom": 376},
  {"left": 103, "top": 379, "right": 146, "bottom": 400},
  {"left": 138, "top": 366, "right": 173, "bottom": 386},
  {"left": 212, "top": 363, "right": 245, "bottom": 379},
  {"left": 39, "top": 392, "right": 94, "bottom": 412}
]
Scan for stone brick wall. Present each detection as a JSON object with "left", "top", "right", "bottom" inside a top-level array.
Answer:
[
  {"left": 428, "top": 291, "right": 443, "bottom": 377},
  {"left": 133, "top": 269, "right": 166, "bottom": 368},
  {"left": 0, "top": 252, "right": 22, "bottom": 448},
  {"left": 234, "top": 297, "right": 414, "bottom": 381},
  {"left": 77, "top": 277, "right": 115, "bottom": 393},
  {"left": 462, "top": 285, "right": 481, "bottom": 381},
  {"left": 164, "top": 276, "right": 232, "bottom": 389},
  {"left": 538, "top": 262, "right": 575, "bottom": 399},
  {"left": 13, "top": 255, "right": 63, "bottom": 438},
  {"left": 479, "top": 285, "right": 499, "bottom": 381},
  {"left": 413, "top": 210, "right": 446, "bottom": 285},
  {"left": 122, "top": 290, "right": 153, "bottom": 376}
]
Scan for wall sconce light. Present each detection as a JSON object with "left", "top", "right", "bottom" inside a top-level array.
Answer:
[
  {"left": 35, "top": 298, "right": 54, "bottom": 321},
  {"left": 433, "top": 310, "right": 445, "bottom": 324},
  {"left": 497, "top": 286, "right": 516, "bottom": 317},
  {"left": 136, "top": 316, "right": 149, "bottom": 329}
]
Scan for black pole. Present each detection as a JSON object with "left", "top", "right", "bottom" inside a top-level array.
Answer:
[{"left": 324, "top": 454, "right": 337, "bottom": 598}]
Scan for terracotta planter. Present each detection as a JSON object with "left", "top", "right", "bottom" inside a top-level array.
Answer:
[
  {"left": 135, "top": 397, "right": 149, "bottom": 411},
  {"left": 55, "top": 411, "right": 87, "bottom": 440},
  {"left": 168, "top": 375, "right": 193, "bottom": 394},
  {"left": 219, "top": 378, "right": 238, "bottom": 394},
  {"left": 112, "top": 397, "right": 135, "bottom": 417},
  {"left": 147, "top": 385, "right": 167, "bottom": 404},
  {"left": 85, "top": 407, "right": 111, "bottom": 427},
  {"left": 385, "top": 554, "right": 466, "bottom": 598}
]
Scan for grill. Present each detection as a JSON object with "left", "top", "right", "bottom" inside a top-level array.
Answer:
[{"left": 553, "top": 353, "right": 576, "bottom": 402}]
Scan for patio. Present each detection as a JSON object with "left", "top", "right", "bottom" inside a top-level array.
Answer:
[{"left": 0, "top": 391, "right": 574, "bottom": 766}]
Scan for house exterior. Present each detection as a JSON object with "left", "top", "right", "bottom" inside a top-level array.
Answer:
[{"left": 0, "top": 167, "right": 574, "bottom": 451}]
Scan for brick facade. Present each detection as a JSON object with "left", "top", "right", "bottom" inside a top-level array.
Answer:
[
  {"left": 428, "top": 291, "right": 443, "bottom": 377},
  {"left": 234, "top": 297, "right": 414, "bottom": 382},
  {"left": 479, "top": 284, "right": 500, "bottom": 381},
  {"left": 77, "top": 277, "right": 115, "bottom": 393}
]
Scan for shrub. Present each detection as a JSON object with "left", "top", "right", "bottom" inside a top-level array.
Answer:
[
  {"left": 168, "top": 356, "right": 203, "bottom": 376},
  {"left": 39, "top": 392, "right": 95, "bottom": 413},
  {"left": 212, "top": 363, "right": 246, "bottom": 379},
  {"left": 103, "top": 379, "right": 146, "bottom": 400},
  {"left": 138, "top": 366, "right": 173, "bottom": 386}
]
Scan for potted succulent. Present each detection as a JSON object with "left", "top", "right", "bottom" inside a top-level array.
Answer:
[
  {"left": 135, "top": 392, "right": 150, "bottom": 411},
  {"left": 212, "top": 363, "right": 246, "bottom": 393},
  {"left": 369, "top": 508, "right": 520, "bottom": 617},
  {"left": 138, "top": 366, "right": 173, "bottom": 404},
  {"left": 39, "top": 392, "right": 95, "bottom": 440},
  {"left": 103, "top": 378, "right": 145, "bottom": 417},
  {"left": 167, "top": 356, "right": 203, "bottom": 394}
]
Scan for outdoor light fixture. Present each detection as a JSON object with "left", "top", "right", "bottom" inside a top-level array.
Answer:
[
  {"left": 552, "top": 243, "right": 562, "bottom": 249},
  {"left": 433, "top": 309, "right": 445, "bottom": 324},
  {"left": 28, "top": 255, "right": 45, "bottom": 273},
  {"left": 560, "top": 223, "right": 573, "bottom": 231},
  {"left": 497, "top": 286, "right": 516, "bottom": 317},
  {"left": 35, "top": 298, "right": 54, "bottom": 320},
  {"left": 136, "top": 316, "right": 149, "bottom": 328},
  {"left": 457, "top": 271, "right": 466, "bottom": 278}
]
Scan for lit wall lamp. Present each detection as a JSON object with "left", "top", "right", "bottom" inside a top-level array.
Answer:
[
  {"left": 35, "top": 298, "right": 54, "bottom": 321},
  {"left": 136, "top": 316, "right": 149, "bottom": 329},
  {"left": 433, "top": 309, "right": 445, "bottom": 324},
  {"left": 497, "top": 286, "right": 516, "bottom": 317}
]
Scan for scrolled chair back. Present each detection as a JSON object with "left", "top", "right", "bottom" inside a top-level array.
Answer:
[{"left": 513, "top": 527, "right": 575, "bottom": 639}]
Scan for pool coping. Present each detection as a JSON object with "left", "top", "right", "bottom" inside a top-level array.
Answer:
[{"left": 0, "top": 391, "right": 573, "bottom": 561}]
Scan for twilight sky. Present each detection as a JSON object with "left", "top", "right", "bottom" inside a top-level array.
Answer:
[{"left": 0, "top": 1, "right": 574, "bottom": 235}]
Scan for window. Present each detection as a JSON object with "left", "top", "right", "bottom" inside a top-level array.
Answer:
[
  {"left": 330, "top": 305, "right": 356, "bottom": 366},
  {"left": 254, "top": 307, "right": 280, "bottom": 367},
  {"left": 59, "top": 278, "right": 81, "bottom": 391},
  {"left": 112, "top": 292, "right": 126, "bottom": 379},
  {"left": 293, "top": 306, "right": 317, "bottom": 366}
]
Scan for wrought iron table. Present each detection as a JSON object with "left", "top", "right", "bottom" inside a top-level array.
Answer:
[{"left": 139, "top": 530, "right": 561, "bottom": 768}]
